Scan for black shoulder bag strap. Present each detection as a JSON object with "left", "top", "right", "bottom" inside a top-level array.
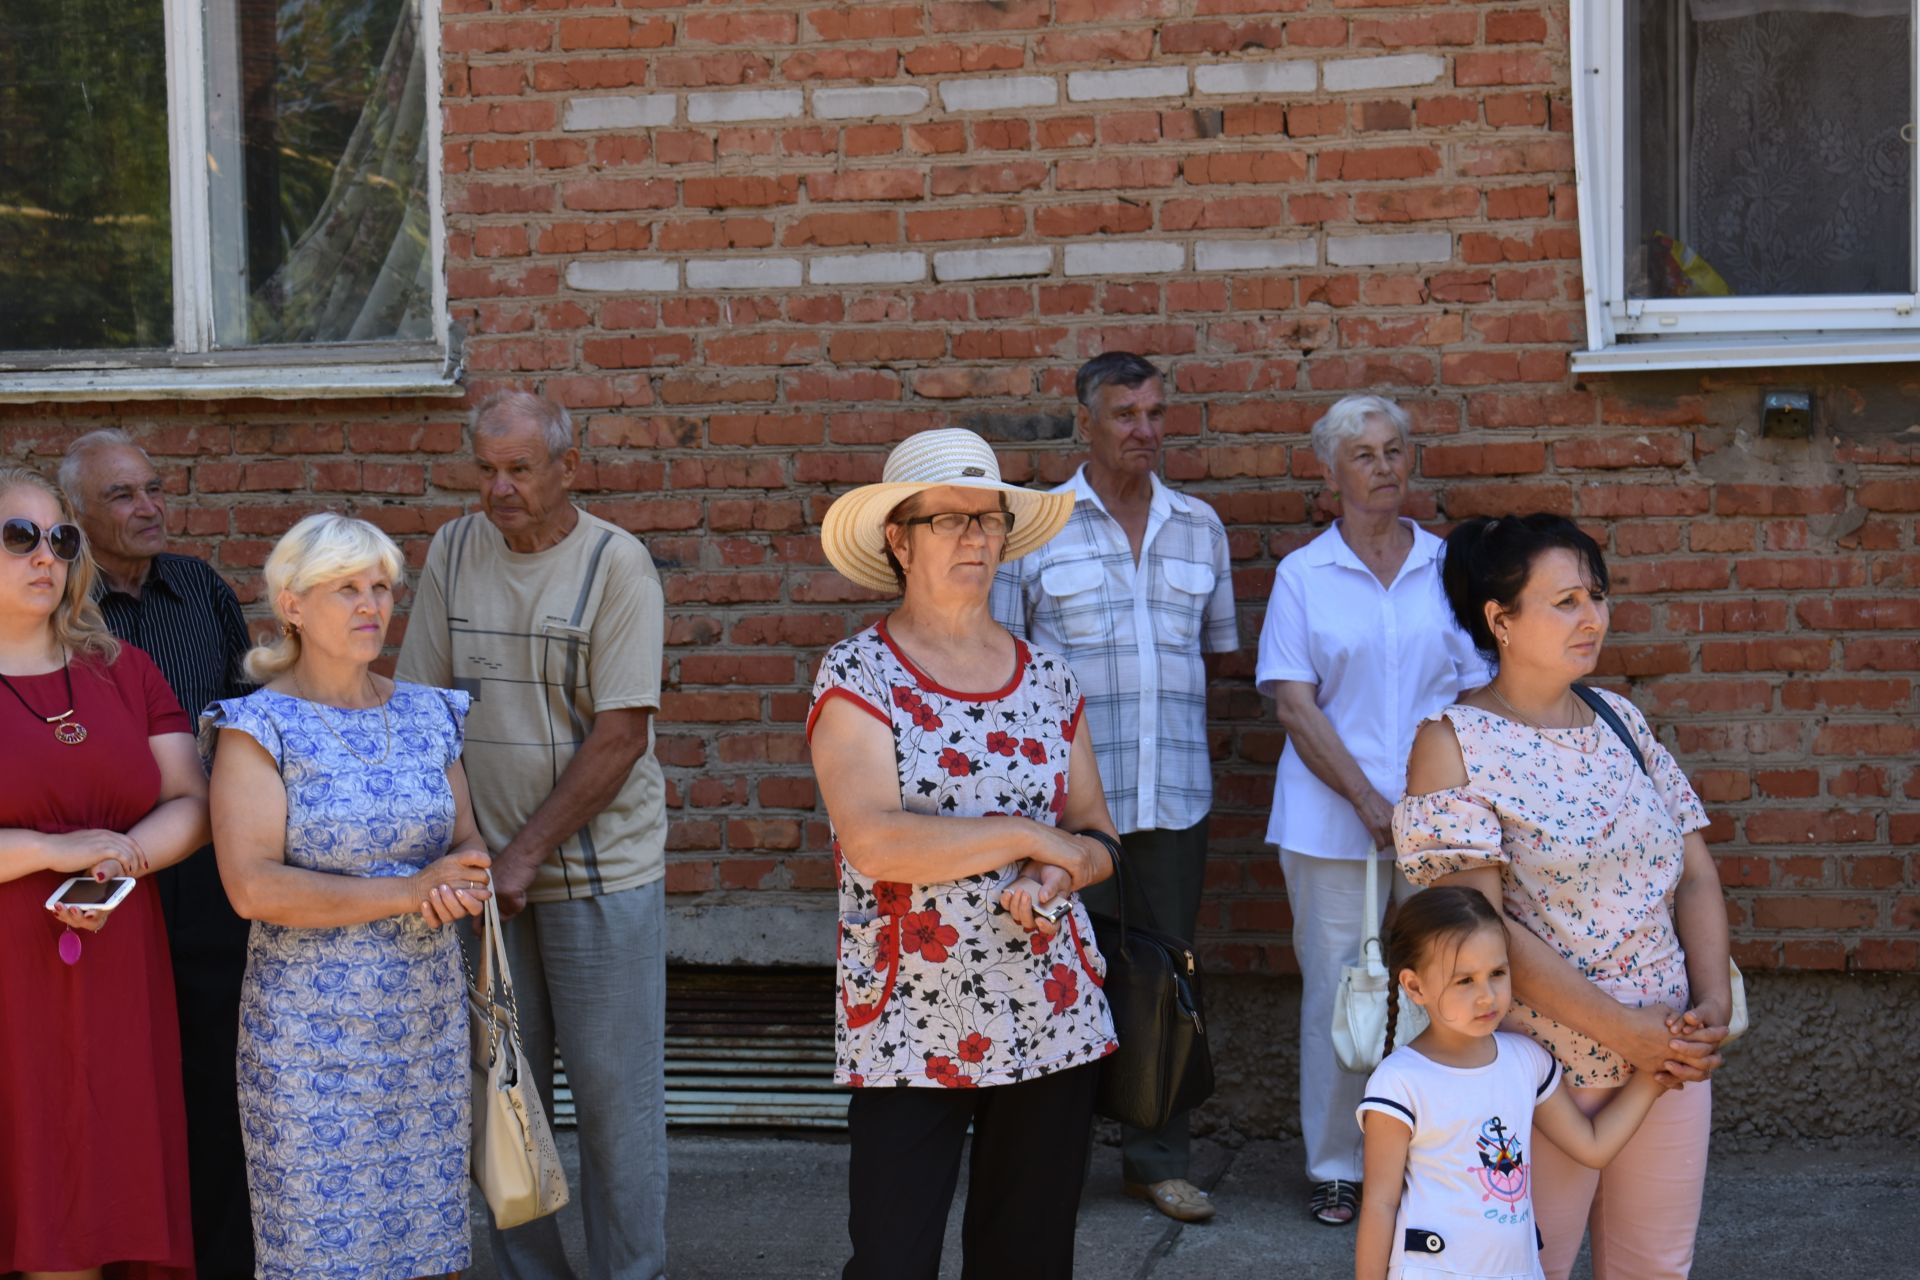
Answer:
[{"left": 1571, "top": 684, "right": 1648, "bottom": 776}]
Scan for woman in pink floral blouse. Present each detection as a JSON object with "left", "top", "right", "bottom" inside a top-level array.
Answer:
[
  {"left": 811, "top": 428, "right": 1120, "bottom": 1280},
  {"left": 1393, "top": 514, "right": 1732, "bottom": 1280}
]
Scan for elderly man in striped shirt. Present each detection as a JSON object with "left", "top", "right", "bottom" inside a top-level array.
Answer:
[
  {"left": 62, "top": 428, "right": 256, "bottom": 1280},
  {"left": 990, "top": 351, "right": 1239, "bottom": 1223}
]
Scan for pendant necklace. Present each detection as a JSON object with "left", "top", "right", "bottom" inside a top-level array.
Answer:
[{"left": 0, "top": 654, "right": 88, "bottom": 745}]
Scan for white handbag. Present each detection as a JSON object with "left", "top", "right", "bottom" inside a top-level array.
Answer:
[
  {"left": 468, "top": 894, "right": 571, "bottom": 1229},
  {"left": 1330, "top": 849, "right": 1427, "bottom": 1074}
]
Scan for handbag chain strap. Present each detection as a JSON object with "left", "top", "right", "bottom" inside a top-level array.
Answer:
[{"left": 461, "top": 888, "right": 529, "bottom": 1063}]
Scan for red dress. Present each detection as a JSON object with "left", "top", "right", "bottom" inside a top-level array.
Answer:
[{"left": 0, "top": 645, "right": 196, "bottom": 1278}]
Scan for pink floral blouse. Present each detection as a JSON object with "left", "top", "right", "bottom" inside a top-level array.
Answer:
[
  {"left": 808, "top": 621, "right": 1117, "bottom": 1089},
  {"left": 1393, "top": 689, "right": 1710, "bottom": 1086}
]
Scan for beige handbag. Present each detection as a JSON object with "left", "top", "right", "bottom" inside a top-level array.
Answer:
[
  {"left": 1331, "top": 849, "right": 1427, "bottom": 1073},
  {"left": 468, "top": 894, "right": 570, "bottom": 1229}
]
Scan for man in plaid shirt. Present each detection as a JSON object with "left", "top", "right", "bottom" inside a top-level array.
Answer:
[{"left": 990, "top": 351, "right": 1238, "bottom": 1223}]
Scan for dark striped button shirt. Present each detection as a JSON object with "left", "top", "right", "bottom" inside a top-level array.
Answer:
[{"left": 94, "top": 552, "right": 253, "bottom": 726}]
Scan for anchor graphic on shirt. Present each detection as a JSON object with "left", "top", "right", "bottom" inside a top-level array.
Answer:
[{"left": 1471, "top": 1116, "right": 1531, "bottom": 1206}]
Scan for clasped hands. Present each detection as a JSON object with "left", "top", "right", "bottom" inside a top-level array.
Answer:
[{"left": 1630, "top": 999, "right": 1732, "bottom": 1089}]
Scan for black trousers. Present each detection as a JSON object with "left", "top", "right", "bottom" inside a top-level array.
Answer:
[
  {"left": 156, "top": 846, "right": 256, "bottom": 1280},
  {"left": 844, "top": 1063, "right": 1099, "bottom": 1280}
]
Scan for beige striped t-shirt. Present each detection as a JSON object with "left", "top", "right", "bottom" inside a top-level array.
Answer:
[{"left": 397, "top": 508, "right": 665, "bottom": 902}]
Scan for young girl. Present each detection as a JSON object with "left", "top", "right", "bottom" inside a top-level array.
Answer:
[{"left": 1355, "top": 888, "right": 1668, "bottom": 1280}]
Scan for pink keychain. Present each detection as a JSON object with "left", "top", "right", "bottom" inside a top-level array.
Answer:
[{"left": 58, "top": 927, "right": 82, "bottom": 965}]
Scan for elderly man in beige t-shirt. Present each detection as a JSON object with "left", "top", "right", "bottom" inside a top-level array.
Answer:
[{"left": 397, "top": 390, "right": 668, "bottom": 1279}]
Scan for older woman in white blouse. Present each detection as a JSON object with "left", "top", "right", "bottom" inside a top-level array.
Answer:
[{"left": 1254, "top": 395, "right": 1480, "bottom": 1226}]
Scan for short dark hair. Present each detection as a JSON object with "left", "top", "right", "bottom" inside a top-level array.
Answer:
[
  {"left": 1075, "top": 351, "right": 1162, "bottom": 410},
  {"left": 1440, "top": 513, "right": 1610, "bottom": 661}
]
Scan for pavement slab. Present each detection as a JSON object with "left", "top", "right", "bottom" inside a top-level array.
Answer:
[{"left": 468, "top": 1132, "right": 1917, "bottom": 1279}]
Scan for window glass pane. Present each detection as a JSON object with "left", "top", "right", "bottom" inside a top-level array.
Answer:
[
  {"left": 1628, "top": 0, "right": 1913, "bottom": 299},
  {"left": 0, "top": 0, "right": 174, "bottom": 351},
  {"left": 206, "top": 0, "right": 432, "bottom": 347}
]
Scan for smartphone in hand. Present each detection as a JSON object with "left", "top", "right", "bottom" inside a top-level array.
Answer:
[{"left": 44, "top": 876, "right": 136, "bottom": 913}]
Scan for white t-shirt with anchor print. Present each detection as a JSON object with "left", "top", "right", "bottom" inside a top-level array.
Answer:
[{"left": 1358, "top": 1032, "right": 1561, "bottom": 1280}]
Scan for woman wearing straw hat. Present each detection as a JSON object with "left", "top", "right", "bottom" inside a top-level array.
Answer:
[{"left": 811, "top": 427, "right": 1122, "bottom": 1280}]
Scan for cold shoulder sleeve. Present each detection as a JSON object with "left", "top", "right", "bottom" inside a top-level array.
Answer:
[
  {"left": 1394, "top": 784, "right": 1507, "bottom": 888},
  {"left": 201, "top": 695, "right": 283, "bottom": 770}
]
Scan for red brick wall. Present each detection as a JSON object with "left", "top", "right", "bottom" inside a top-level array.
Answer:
[{"left": 4, "top": 1, "right": 1916, "bottom": 975}]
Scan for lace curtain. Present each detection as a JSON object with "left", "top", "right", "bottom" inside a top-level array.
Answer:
[
  {"left": 1685, "top": 1, "right": 1911, "bottom": 294},
  {"left": 246, "top": 0, "right": 432, "bottom": 344}
]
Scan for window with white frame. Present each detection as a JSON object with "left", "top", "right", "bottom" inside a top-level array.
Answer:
[
  {"left": 0, "top": 0, "right": 454, "bottom": 399},
  {"left": 1572, "top": 0, "right": 1920, "bottom": 370}
]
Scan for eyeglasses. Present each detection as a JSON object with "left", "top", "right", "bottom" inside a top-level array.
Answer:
[
  {"left": 2, "top": 518, "right": 84, "bottom": 562},
  {"left": 901, "top": 511, "right": 1016, "bottom": 538}
]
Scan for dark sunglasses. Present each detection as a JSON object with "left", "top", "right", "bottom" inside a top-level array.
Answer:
[{"left": 2, "top": 518, "right": 84, "bottom": 562}]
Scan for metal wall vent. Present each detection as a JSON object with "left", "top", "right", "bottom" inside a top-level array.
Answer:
[{"left": 551, "top": 966, "right": 844, "bottom": 1131}]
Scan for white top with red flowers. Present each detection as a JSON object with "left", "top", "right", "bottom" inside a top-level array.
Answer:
[{"left": 808, "top": 621, "right": 1118, "bottom": 1089}]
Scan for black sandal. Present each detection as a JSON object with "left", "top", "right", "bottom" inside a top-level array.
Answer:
[{"left": 1309, "top": 1178, "right": 1359, "bottom": 1226}]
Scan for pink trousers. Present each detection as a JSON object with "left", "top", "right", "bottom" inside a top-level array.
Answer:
[{"left": 1532, "top": 1079, "right": 1712, "bottom": 1280}]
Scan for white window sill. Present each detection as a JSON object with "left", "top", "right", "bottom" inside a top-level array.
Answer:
[
  {"left": 1571, "top": 332, "right": 1920, "bottom": 374},
  {"left": 0, "top": 359, "right": 464, "bottom": 403}
]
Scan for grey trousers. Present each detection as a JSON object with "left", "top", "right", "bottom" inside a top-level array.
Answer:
[
  {"left": 485, "top": 880, "right": 668, "bottom": 1280},
  {"left": 1078, "top": 817, "right": 1210, "bottom": 1185}
]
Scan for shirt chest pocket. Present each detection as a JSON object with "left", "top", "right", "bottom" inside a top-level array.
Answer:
[
  {"left": 1159, "top": 558, "right": 1215, "bottom": 645},
  {"left": 1039, "top": 561, "right": 1109, "bottom": 645},
  {"left": 537, "top": 620, "right": 594, "bottom": 695}
]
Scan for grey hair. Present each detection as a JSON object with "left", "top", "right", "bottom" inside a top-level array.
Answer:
[
  {"left": 470, "top": 390, "right": 574, "bottom": 458},
  {"left": 1309, "top": 395, "right": 1412, "bottom": 471},
  {"left": 1074, "top": 351, "right": 1163, "bottom": 411},
  {"left": 59, "top": 429, "right": 150, "bottom": 510}
]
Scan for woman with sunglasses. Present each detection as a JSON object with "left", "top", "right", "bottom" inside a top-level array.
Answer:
[
  {"left": 811, "top": 428, "right": 1121, "bottom": 1280},
  {"left": 0, "top": 466, "right": 208, "bottom": 1279}
]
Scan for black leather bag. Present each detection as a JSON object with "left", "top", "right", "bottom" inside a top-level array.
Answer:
[{"left": 1085, "top": 840, "right": 1215, "bottom": 1132}]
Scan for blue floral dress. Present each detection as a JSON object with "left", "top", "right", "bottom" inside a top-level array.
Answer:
[{"left": 203, "top": 683, "right": 472, "bottom": 1280}]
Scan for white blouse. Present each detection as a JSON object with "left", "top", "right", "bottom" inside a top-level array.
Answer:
[{"left": 1255, "top": 521, "right": 1481, "bottom": 860}]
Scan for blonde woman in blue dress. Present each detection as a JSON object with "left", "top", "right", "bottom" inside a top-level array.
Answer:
[{"left": 205, "top": 514, "right": 491, "bottom": 1279}]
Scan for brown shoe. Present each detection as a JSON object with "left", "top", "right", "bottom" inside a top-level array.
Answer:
[{"left": 1125, "top": 1177, "right": 1217, "bottom": 1223}]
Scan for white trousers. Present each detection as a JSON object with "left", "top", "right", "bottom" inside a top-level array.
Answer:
[{"left": 1279, "top": 847, "right": 1413, "bottom": 1184}]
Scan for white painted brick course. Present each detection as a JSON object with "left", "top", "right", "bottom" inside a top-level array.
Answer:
[
  {"left": 685, "top": 257, "right": 804, "bottom": 289},
  {"left": 1065, "top": 67, "right": 1189, "bottom": 102},
  {"left": 1063, "top": 241, "right": 1185, "bottom": 277},
  {"left": 1326, "top": 232, "right": 1452, "bottom": 267},
  {"left": 809, "top": 252, "right": 927, "bottom": 285},
  {"left": 937, "top": 77, "right": 1058, "bottom": 113},
  {"left": 931, "top": 247, "right": 1054, "bottom": 282},
  {"left": 565, "top": 260, "right": 678, "bottom": 293},
  {"left": 562, "top": 94, "right": 676, "bottom": 132},
  {"left": 1321, "top": 54, "right": 1447, "bottom": 92},
  {"left": 1193, "top": 61, "right": 1316, "bottom": 96},
  {"left": 686, "top": 89, "right": 804, "bottom": 124},
  {"left": 812, "top": 86, "right": 930, "bottom": 120},
  {"left": 1194, "top": 240, "right": 1317, "bottom": 272}
]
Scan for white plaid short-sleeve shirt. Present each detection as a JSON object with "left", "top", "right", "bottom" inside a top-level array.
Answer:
[{"left": 991, "top": 466, "right": 1238, "bottom": 834}]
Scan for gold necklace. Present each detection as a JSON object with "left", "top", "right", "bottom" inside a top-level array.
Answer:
[
  {"left": 295, "top": 673, "right": 393, "bottom": 765},
  {"left": 1488, "top": 686, "right": 1596, "bottom": 754}
]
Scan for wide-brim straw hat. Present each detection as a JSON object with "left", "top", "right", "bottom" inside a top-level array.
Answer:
[{"left": 821, "top": 428, "right": 1076, "bottom": 594}]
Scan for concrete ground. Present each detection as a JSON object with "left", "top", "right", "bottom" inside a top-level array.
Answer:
[{"left": 468, "top": 1130, "right": 1917, "bottom": 1279}]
